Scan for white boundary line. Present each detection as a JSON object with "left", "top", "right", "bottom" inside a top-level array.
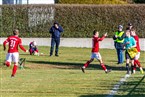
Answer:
[{"left": 106, "top": 74, "right": 131, "bottom": 97}]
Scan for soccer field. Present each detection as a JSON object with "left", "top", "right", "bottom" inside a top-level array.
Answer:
[{"left": 0, "top": 46, "right": 145, "bottom": 97}]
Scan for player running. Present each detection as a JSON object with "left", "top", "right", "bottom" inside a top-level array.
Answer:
[
  {"left": 130, "top": 28, "right": 144, "bottom": 74},
  {"left": 81, "top": 30, "right": 111, "bottom": 73},
  {"left": 3, "top": 29, "right": 28, "bottom": 77}
]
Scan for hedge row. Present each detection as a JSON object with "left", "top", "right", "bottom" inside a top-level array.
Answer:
[
  {"left": 57, "top": 0, "right": 127, "bottom": 4},
  {"left": 0, "top": 4, "right": 145, "bottom": 38}
]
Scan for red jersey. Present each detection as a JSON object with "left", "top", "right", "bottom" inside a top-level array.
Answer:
[
  {"left": 92, "top": 35, "right": 106, "bottom": 52},
  {"left": 3, "top": 35, "right": 26, "bottom": 53},
  {"left": 133, "top": 35, "right": 140, "bottom": 52}
]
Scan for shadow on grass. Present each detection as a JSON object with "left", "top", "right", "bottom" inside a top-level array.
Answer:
[{"left": 27, "top": 60, "right": 128, "bottom": 71}]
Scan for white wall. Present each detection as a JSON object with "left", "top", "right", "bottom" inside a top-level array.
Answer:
[
  {"left": 29, "top": 0, "right": 54, "bottom": 4},
  {"left": 1, "top": 38, "right": 145, "bottom": 51},
  {"left": 0, "top": 0, "right": 2, "bottom": 5}
]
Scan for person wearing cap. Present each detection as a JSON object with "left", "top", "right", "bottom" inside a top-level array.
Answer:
[
  {"left": 49, "top": 22, "right": 63, "bottom": 56},
  {"left": 113, "top": 25, "right": 126, "bottom": 64},
  {"left": 29, "top": 41, "right": 39, "bottom": 55}
]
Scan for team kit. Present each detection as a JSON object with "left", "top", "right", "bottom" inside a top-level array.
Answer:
[{"left": 3, "top": 23, "right": 144, "bottom": 77}]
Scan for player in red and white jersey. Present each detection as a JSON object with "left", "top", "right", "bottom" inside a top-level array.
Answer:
[
  {"left": 3, "top": 29, "right": 28, "bottom": 77},
  {"left": 81, "top": 30, "right": 111, "bottom": 73},
  {"left": 130, "top": 28, "right": 144, "bottom": 74}
]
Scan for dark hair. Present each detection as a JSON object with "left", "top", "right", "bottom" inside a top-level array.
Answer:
[
  {"left": 130, "top": 27, "right": 136, "bottom": 31},
  {"left": 128, "top": 23, "right": 132, "bottom": 26},
  {"left": 54, "top": 21, "right": 59, "bottom": 25},
  {"left": 126, "top": 27, "right": 130, "bottom": 30},
  {"left": 93, "top": 30, "right": 97, "bottom": 35}
]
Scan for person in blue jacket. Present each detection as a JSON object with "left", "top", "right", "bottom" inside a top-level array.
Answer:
[{"left": 49, "top": 22, "right": 63, "bottom": 56}]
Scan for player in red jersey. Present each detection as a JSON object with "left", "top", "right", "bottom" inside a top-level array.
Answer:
[
  {"left": 3, "top": 29, "right": 28, "bottom": 77},
  {"left": 81, "top": 30, "right": 111, "bottom": 73},
  {"left": 130, "top": 28, "right": 144, "bottom": 74}
]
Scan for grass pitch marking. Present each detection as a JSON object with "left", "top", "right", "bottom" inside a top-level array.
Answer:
[{"left": 106, "top": 74, "right": 131, "bottom": 97}]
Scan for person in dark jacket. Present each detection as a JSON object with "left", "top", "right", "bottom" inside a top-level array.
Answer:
[
  {"left": 113, "top": 25, "right": 126, "bottom": 64},
  {"left": 49, "top": 22, "right": 63, "bottom": 56}
]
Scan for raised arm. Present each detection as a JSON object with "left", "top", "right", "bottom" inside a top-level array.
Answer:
[{"left": 97, "top": 33, "right": 107, "bottom": 41}]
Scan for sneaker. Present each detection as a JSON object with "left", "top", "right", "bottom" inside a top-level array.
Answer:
[
  {"left": 55, "top": 54, "right": 59, "bottom": 57},
  {"left": 81, "top": 67, "right": 85, "bottom": 73},
  {"left": 105, "top": 69, "right": 112, "bottom": 73},
  {"left": 140, "top": 69, "right": 144, "bottom": 74}
]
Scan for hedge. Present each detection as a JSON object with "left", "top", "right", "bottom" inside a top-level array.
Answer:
[
  {"left": 57, "top": 0, "right": 127, "bottom": 4},
  {"left": 0, "top": 4, "right": 145, "bottom": 38}
]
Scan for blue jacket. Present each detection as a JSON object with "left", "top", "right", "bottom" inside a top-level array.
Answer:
[{"left": 49, "top": 25, "right": 63, "bottom": 38}]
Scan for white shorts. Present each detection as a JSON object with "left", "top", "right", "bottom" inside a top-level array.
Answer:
[
  {"left": 6, "top": 52, "right": 19, "bottom": 63},
  {"left": 135, "top": 52, "right": 140, "bottom": 60},
  {"left": 91, "top": 52, "right": 102, "bottom": 60}
]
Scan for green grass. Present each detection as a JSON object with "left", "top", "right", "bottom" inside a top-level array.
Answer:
[{"left": 0, "top": 46, "right": 145, "bottom": 97}]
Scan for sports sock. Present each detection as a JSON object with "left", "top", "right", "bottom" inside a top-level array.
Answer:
[
  {"left": 84, "top": 61, "right": 91, "bottom": 68},
  {"left": 131, "top": 65, "right": 134, "bottom": 74},
  {"left": 134, "top": 60, "right": 141, "bottom": 67},
  {"left": 101, "top": 63, "right": 107, "bottom": 71},
  {"left": 12, "top": 65, "right": 18, "bottom": 76},
  {"left": 126, "top": 63, "right": 129, "bottom": 72}
]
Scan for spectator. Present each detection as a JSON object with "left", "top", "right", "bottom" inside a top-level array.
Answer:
[
  {"left": 113, "top": 25, "right": 126, "bottom": 64},
  {"left": 49, "top": 21, "right": 63, "bottom": 56}
]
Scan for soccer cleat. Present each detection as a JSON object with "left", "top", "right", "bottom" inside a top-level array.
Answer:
[
  {"left": 140, "top": 69, "right": 144, "bottom": 74},
  {"left": 81, "top": 67, "right": 85, "bottom": 73},
  {"left": 11, "top": 75, "right": 15, "bottom": 78},
  {"left": 126, "top": 70, "right": 130, "bottom": 74},
  {"left": 105, "top": 69, "right": 112, "bottom": 73}
]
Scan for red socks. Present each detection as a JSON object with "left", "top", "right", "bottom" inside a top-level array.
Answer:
[
  {"left": 134, "top": 60, "right": 141, "bottom": 70},
  {"left": 101, "top": 63, "right": 107, "bottom": 71},
  {"left": 84, "top": 61, "right": 91, "bottom": 68},
  {"left": 12, "top": 65, "right": 18, "bottom": 76},
  {"left": 134, "top": 60, "right": 141, "bottom": 67}
]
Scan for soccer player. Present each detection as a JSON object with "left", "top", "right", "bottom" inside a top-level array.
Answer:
[
  {"left": 29, "top": 41, "right": 39, "bottom": 55},
  {"left": 130, "top": 28, "right": 144, "bottom": 74},
  {"left": 123, "top": 29, "right": 136, "bottom": 74},
  {"left": 81, "top": 30, "right": 111, "bottom": 73},
  {"left": 3, "top": 29, "right": 28, "bottom": 77}
]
